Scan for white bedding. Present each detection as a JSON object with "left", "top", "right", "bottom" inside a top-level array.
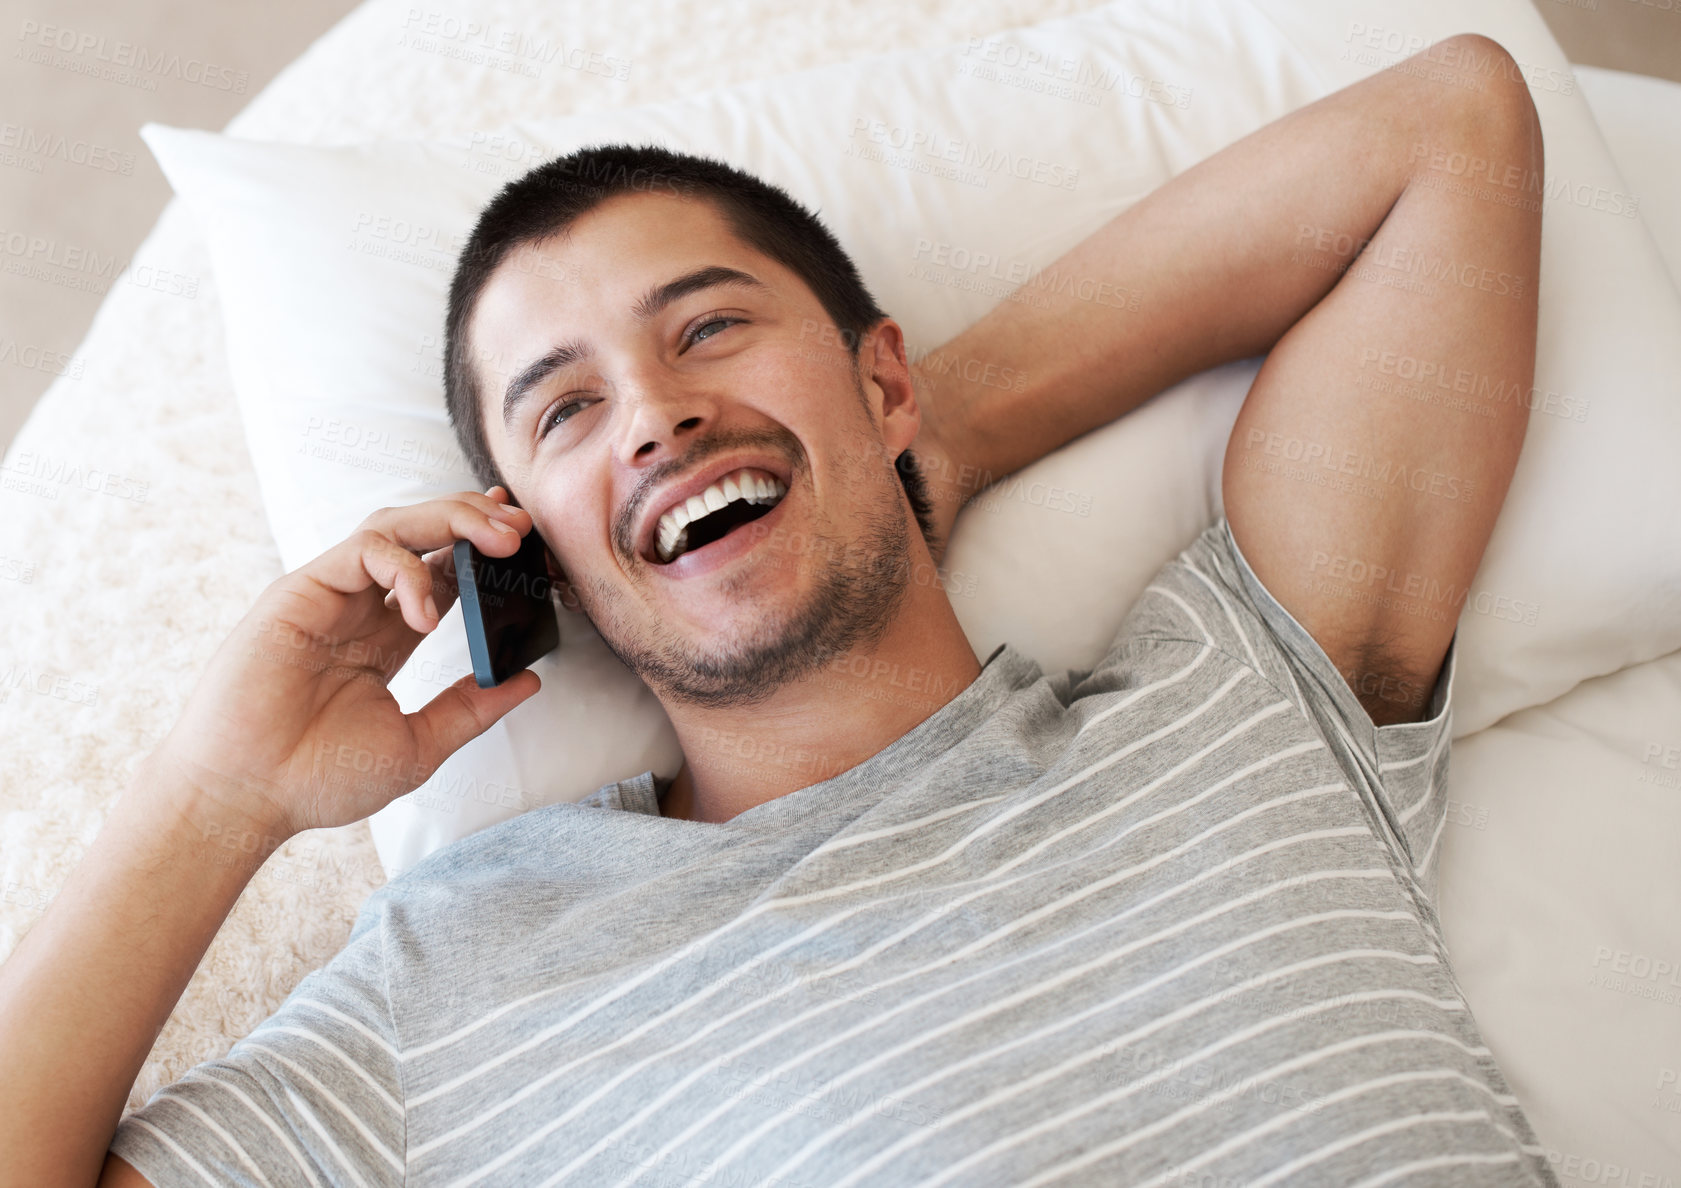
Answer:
[{"left": 0, "top": 1, "right": 1675, "bottom": 1177}]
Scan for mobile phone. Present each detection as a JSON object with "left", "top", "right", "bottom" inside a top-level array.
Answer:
[{"left": 453, "top": 527, "right": 560, "bottom": 688}]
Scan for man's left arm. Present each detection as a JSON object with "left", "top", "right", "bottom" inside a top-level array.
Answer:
[{"left": 908, "top": 33, "right": 1542, "bottom": 727}]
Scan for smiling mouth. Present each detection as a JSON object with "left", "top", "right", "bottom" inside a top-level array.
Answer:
[{"left": 650, "top": 468, "right": 789, "bottom": 564}]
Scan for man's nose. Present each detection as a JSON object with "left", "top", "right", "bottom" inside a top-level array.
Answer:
[{"left": 619, "top": 377, "right": 719, "bottom": 464}]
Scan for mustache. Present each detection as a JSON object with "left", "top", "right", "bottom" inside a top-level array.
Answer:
[{"left": 615, "top": 427, "right": 801, "bottom": 558}]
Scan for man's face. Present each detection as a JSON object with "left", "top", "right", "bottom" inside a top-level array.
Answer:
[{"left": 469, "top": 191, "right": 921, "bottom": 709}]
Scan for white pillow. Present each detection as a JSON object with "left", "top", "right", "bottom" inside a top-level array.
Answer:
[
  {"left": 140, "top": 0, "right": 1681, "bottom": 877},
  {"left": 1437, "top": 646, "right": 1681, "bottom": 1181}
]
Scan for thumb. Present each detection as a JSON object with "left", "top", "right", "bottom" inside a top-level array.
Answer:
[{"left": 408, "top": 669, "right": 542, "bottom": 775}]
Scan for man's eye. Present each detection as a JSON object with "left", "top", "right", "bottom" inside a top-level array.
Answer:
[
  {"left": 684, "top": 316, "right": 739, "bottom": 348},
  {"left": 539, "top": 397, "right": 588, "bottom": 438}
]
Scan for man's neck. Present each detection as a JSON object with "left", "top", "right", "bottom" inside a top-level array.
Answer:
[{"left": 657, "top": 583, "right": 983, "bottom": 823}]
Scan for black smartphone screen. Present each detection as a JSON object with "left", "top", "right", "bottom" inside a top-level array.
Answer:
[{"left": 454, "top": 529, "right": 561, "bottom": 688}]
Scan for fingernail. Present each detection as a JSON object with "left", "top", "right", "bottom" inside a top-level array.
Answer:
[
  {"left": 498, "top": 503, "right": 520, "bottom": 516},
  {"left": 424, "top": 594, "right": 439, "bottom": 620},
  {"left": 492, "top": 519, "right": 517, "bottom": 535}
]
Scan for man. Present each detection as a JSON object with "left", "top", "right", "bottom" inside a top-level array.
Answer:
[{"left": 0, "top": 30, "right": 1553, "bottom": 1186}]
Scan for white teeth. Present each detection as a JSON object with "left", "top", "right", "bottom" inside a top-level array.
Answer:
[
  {"left": 658, "top": 519, "right": 683, "bottom": 560},
  {"left": 652, "top": 467, "right": 789, "bottom": 563}
]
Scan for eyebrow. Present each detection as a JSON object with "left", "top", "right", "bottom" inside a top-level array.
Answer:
[{"left": 500, "top": 264, "right": 770, "bottom": 432}]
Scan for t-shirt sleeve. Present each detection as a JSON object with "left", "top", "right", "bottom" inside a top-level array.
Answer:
[
  {"left": 1095, "top": 515, "right": 1460, "bottom": 902},
  {"left": 109, "top": 900, "right": 405, "bottom": 1187}
]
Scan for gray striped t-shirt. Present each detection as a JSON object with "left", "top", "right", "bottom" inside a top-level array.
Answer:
[{"left": 113, "top": 514, "right": 1557, "bottom": 1186}]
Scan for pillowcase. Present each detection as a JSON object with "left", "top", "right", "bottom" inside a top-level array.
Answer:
[{"left": 140, "top": 0, "right": 1681, "bottom": 877}]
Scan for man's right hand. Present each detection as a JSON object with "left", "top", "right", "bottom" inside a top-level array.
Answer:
[
  {"left": 147, "top": 483, "right": 544, "bottom": 845},
  {"left": 0, "top": 485, "right": 552, "bottom": 1188}
]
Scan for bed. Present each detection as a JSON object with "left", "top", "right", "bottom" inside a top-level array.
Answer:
[{"left": 1, "top": 0, "right": 1677, "bottom": 1179}]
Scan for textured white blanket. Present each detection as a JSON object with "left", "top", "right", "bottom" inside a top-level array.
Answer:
[{"left": 0, "top": 0, "right": 1115, "bottom": 1120}]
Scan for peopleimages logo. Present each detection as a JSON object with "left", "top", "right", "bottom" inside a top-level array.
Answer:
[
  {"left": 1541, "top": 1148, "right": 1675, "bottom": 1188},
  {"left": 957, "top": 36, "right": 1193, "bottom": 109},
  {"left": 395, "top": 9, "right": 631, "bottom": 81},
  {"left": 0, "top": 663, "right": 99, "bottom": 708},
  {"left": 0, "top": 449, "right": 147, "bottom": 502},
  {"left": 1588, "top": 945, "right": 1681, "bottom": 1007},
  {"left": 0, "top": 122, "right": 135, "bottom": 174},
  {"left": 845, "top": 117, "right": 1081, "bottom": 191},
  {"left": 15, "top": 20, "right": 248, "bottom": 93}
]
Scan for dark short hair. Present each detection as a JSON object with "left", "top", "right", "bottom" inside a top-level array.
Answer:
[{"left": 442, "top": 141, "right": 936, "bottom": 551}]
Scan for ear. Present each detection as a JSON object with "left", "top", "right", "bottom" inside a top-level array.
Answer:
[{"left": 858, "top": 318, "right": 921, "bottom": 461}]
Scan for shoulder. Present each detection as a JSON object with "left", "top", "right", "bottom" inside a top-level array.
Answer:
[
  {"left": 362, "top": 803, "right": 589, "bottom": 918},
  {"left": 1111, "top": 519, "right": 1294, "bottom": 681},
  {"left": 365, "top": 789, "right": 716, "bottom": 930},
  {"left": 1072, "top": 518, "right": 1323, "bottom": 728}
]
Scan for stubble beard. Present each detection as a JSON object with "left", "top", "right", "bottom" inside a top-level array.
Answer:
[{"left": 571, "top": 445, "right": 916, "bottom": 711}]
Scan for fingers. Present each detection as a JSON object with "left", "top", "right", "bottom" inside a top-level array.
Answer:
[
  {"left": 308, "top": 486, "right": 535, "bottom": 613},
  {"left": 360, "top": 532, "right": 445, "bottom": 632},
  {"left": 383, "top": 546, "right": 457, "bottom": 613},
  {"left": 362, "top": 488, "right": 530, "bottom": 555},
  {"left": 409, "top": 669, "right": 542, "bottom": 775}
]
